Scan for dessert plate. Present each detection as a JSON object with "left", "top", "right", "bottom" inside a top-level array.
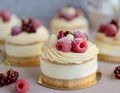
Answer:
[{"left": 37, "top": 71, "right": 102, "bottom": 90}]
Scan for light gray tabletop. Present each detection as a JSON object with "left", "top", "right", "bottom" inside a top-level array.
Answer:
[{"left": 0, "top": 30, "right": 120, "bottom": 93}]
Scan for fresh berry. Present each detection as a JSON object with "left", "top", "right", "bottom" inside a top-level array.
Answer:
[
  {"left": 110, "top": 19, "right": 118, "bottom": 28},
  {"left": 11, "top": 26, "right": 22, "bottom": 36},
  {"left": 56, "top": 37, "right": 71, "bottom": 52},
  {"left": 74, "top": 7, "right": 80, "bottom": 17},
  {"left": 57, "top": 31, "right": 64, "bottom": 39},
  {"left": 98, "top": 24, "right": 107, "bottom": 33},
  {"left": 29, "top": 18, "right": 41, "bottom": 29},
  {"left": 15, "top": 79, "right": 30, "bottom": 93},
  {"left": 71, "top": 38, "right": 88, "bottom": 53},
  {"left": 58, "top": 7, "right": 79, "bottom": 21},
  {"left": 113, "top": 66, "right": 120, "bottom": 79},
  {"left": 0, "top": 73, "right": 4, "bottom": 79},
  {"left": 66, "top": 34, "right": 74, "bottom": 41},
  {"left": 1, "top": 9, "right": 11, "bottom": 22},
  {"left": 0, "top": 79, "right": 4, "bottom": 87},
  {"left": 4, "top": 77, "right": 11, "bottom": 85},
  {"left": 21, "top": 18, "right": 37, "bottom": 33},
  {"left": 74, "top": 30, "right": 87, "bottom": 40},
  {"left": 57, "top": 31, "right": 72, "bottom": 39},
  {"left": 64, "top": 15, "right": 74, "bottom": 21},
  {"left": 105, "top": 24, "right": 117, "bottom": 37},
  {"left": 64, "top": 31, "right": 72, "bottom": 36}
]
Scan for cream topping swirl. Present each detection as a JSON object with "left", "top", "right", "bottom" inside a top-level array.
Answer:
[
  {"left": 42, "top": 41, "right": 99, "bottom": 64},
  {"left": 0, "top": 14, "right": 20, "bottom": 39},
  {"left": 6, "top": 26, "right": 49, "bottom": 45}
]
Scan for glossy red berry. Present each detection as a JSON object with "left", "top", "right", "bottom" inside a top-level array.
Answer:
[
  {"left": 114, "top": 66, "right": 120, "bottom": 79},
  {"left": 71, "top": 38, "right": 88, "bottom": 53},
  {"left": 105, "top": 24, "right": 117, "bottom": 37},
  {"left": 98, "top": 24, "right": 107, "bottom": 33},
  {"left": 57, "top": 31, "right": 64, "bottom": 39},
  {"left": 1, "top": 9, "right": 11, "bottom": 22},
  {"left": 56, "top": 37, "right": 72, "bottom": 52},
  {"left": 110, "top": 19, "right": 118, "bottom": 28},
  {"left": 11, "top": 26, "right": 22, "bottom": 36}
]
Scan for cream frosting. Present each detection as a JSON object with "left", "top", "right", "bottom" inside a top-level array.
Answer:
[
  {"left": 6, "top": 26, "right": 49, "bottom": 45},
  {"left": 95, "top": 38, "right": 120, "bottom": 57},
  {"left": 51, "top": 16, "right": 89, "bottom": 34},
  {"left": 63, "top": 7, "right": 76, "bottom": 16},
  {"left": 0, "top": 14, "right": 20, "bottom": 40},
  {"left": 42, "top": 36, "right": 99, "bottom": 64},
  {"left": 5, "top": 43, "right": 43, "bottom": 57},
  {"left": 41, "top": 57, "right": 98, "bottom": 79}
]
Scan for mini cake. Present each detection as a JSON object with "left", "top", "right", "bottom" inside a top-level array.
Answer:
[
  {"left": 95, "top": 19, "right": 120, "bottom": 63},
  {"left": 0, "top": 9, "right": 20, "bottom": 44},
  {"left": 5, "top": 18, "right": 49, "bottom": 66},
  {"left": 38, "top": 30, "right": 99, "bottom": 89},
  {"left": 51, "top": 6, "right": 89, "bottom": 35}
]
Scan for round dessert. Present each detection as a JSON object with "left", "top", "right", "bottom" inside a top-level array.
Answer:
[
  {"left": 0, "top": 9, "right": 20, "bottom": 44},
  {"left": 5, "top": 18, "right": 49, "bottom": 66},
  {"left": 51, "top": 6, "right": 89, "bottom": 35},
  {"left": 38, "top": 30, "right": 99, "bottom": 89},
  {"left": 95, "top": 19, "right": 120, "bottom": 63}
]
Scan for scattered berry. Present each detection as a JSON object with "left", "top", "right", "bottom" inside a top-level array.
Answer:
[
  {"left": 15, "top": 79, "right": 30, "bottom": 93},
  {"left": 98, "top": 24, "right": 107, "bottom": 33},
  {"left": 114, "top": 66, "right": 120, "bottom": 79},
  {"left": 0, "top": 69, "right": 19, "bottom": 87},
  {"left": 110, "top": 19, "right": 118, "bottom": 28},
  {"left": 71, "top": 38, "right": 88, "bottom": 53},
  {"left": 56, "top": 37, "right": 71, "bottom": 52},
  {"left": 1, "top": 9, "right": 11, "bottom": 22},
  {"left": 0, "top": 79, "right": 4, "bottom": 87},
  {"left": 105, "top": 24, "right": 117, "bottom": 37},
  {"left": 74, "top": 30, "right": 87, "bottom": 40},
  {"left": 11, "top": 26, "right": 22, "bottom": 36}
]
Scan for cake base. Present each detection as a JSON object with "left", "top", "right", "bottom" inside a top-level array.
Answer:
[
  {"left": 98, "top": 54, "right": 120, "bottom": 63},
  {"left": 37, "top": 72, "right": 97, "bottom": 90},
  {"left": 0, "top": 40, "right": 4, "bottom": 45},
  {"left": 6, "top": 55, "right": 40, "bottom": 66}
]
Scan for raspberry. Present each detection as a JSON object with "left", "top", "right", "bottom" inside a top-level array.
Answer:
[
  {"left": 105, "top": 24, "right": 117, "bottom": 37},
  {"left": 114, "top": 66, "right": 120, "bottom": 79},
  {"left": 57, "top": 31, "right": 64, "bottom": 39},
  {"left": 98, "top": 24, "right": 107, "bottom": 33},
  {"left": 15, "top": 79, "right": 30, "bottom": 93},
  {"left": 56, "top": 37, "right": 71, "bottom": 52},
  {"left": 66, "top": 34, "right": 74, "bottom": 41},
  {"left": 71, "top": 38, "right": 88, "bottom": 53},
  {"left": 1, "top": 9, "right": 11, "bottom": 22},
  {"left": 74, "top": 30, "right": 87, "bottom": 40},
  {"left": 11, "top": 26, "right": 22, "bottom": 36}
]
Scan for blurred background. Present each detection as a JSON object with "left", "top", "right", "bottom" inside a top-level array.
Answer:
[{"left": 0, "top": 0, "right": 120, "bottom": 28}]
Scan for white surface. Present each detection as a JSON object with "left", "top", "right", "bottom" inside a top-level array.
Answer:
[{"left": 1, "top": 30, "right": 120, "bottom": 93}]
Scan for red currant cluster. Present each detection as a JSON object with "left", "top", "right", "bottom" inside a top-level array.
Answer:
[
  {"left": 0, "top": 9, "right": 11, "bottom": 22},
  {"left": 0, "top": 69, "right": 19, "bottom": 87},
  {"left": 114, "top": 66, "right": 120, "bottom": 79},
  {"left": 98, "top": 19, "right": 118, "bottom": 37},
  {"left": 11, "top": 18, "right": 41, "bottom": 36}
]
